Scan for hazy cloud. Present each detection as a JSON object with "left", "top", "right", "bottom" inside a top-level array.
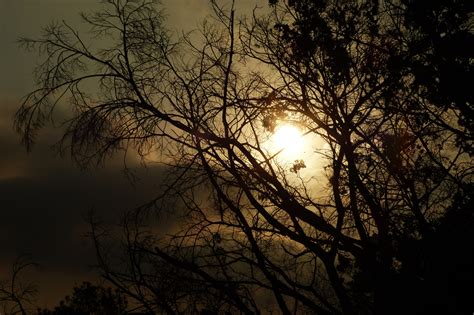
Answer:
[{"left": 0, "top": 98, "right": 168, "bottom": 306}]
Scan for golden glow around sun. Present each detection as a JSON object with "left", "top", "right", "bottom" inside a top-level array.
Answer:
[
  {"left": 268, "top": 124, "right": 305, "bottom": 160},
  {"left": 262, "top": 121, "right": 329, "bottom": 192}
]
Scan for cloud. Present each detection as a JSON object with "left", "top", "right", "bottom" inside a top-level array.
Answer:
[{"left": 0, "top": 97, "right": 169, "bottom": 306}]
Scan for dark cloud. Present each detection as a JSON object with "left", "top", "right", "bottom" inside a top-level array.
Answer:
[
  {"left": 0, "top": 0, "right": 170, "bottom": 303},
  {"left": 0, "top": 98, "right": 168, "bottom": 306}
]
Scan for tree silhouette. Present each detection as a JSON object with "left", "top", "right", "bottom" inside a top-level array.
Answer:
[
  {"left": 0, "top": 256, "right": 38, "bottom": 315},
  {"left": 37, "top": 282, "right": 128, "bottom": 315},
  {"left": 17, "top": 0, "right": 473, "bottom": 314}
]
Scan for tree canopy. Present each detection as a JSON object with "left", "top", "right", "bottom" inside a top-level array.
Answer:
[
  {"left": 17, "top": 0, "right": 473, "bottom": 314},
  {"left": 37, "top": 282, "right": 128, "bottom": 315}
]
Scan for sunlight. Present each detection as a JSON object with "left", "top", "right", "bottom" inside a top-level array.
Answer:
[{"left": 268, "top": 123, "right": 305, "bottom": 160}]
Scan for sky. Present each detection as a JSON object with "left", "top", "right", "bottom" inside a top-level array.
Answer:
[{"left": 0, "top": 0, "right": 264, "bottom": 308}]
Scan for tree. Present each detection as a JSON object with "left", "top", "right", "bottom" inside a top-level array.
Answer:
[
  {"left": 0, "top": 256, "right": 38, "bottom": 315},
  {"left": 16, "top": 0, "right": 473, "bottom": 314},
  {"left": 37, "top": 282, "right": 128, "bottom": 315}
]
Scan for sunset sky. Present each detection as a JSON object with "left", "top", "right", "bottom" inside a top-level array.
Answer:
[{"left": 0, "top": 0, "right": 263, "bottom": 308}]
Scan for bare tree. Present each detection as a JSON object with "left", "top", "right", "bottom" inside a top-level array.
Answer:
[
  {"left": 0, "top": 256, "right": 38, "bottom": 315},
  {"left": 17, "top": 0, "right": 473, "bottom": 314}
]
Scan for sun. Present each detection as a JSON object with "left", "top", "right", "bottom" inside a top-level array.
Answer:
[{"left": 267, "top": 123, "right": 305, "bottom": 161}]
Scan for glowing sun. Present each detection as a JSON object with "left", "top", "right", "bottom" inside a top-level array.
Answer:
[{"left": 268, "top": 124, "right": 305, "bottom": 160}]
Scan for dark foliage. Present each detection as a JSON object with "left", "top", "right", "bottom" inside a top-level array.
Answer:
[{"left": 37, "top": 282, "right": 127, "bottom": 315}]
